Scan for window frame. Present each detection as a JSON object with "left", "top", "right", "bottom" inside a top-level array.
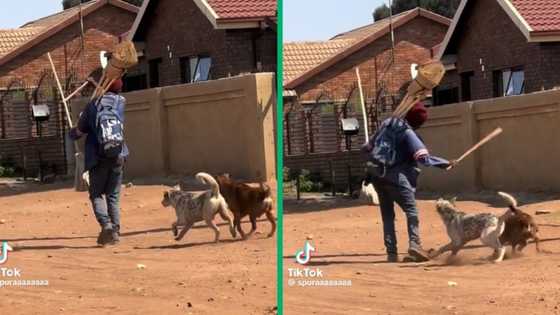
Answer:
[
  {"left": 180, "top": 55, "right": 212, "bottom": 84},
  {"left": 493, "top": 66, "right": 525, "bottom": 97}
]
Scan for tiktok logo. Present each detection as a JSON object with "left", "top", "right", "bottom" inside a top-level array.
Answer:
[
  {"left": 295, "top": 241, "right": 315, "bottom": 265},
  {"left": 0, "top": 241, "right": 12, "bottom": 264}
]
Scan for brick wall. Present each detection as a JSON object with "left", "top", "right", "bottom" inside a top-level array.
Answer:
[
  {"left": 0, "top": 6, "right": 136, "bottom": 88},
  {"left": 139, "top": 0, "right": 276, "bottom": 87},
  {"left": 0, "top": 5, "right": 136, "bottom": 178},
  {"left": 294, "top": 16, "right": 448, "bottom": 102},
  {"left": 441, "top": 0, "right": 560, "bottom": 103},
  {"left": 284, "top": 16, "right": 448, "bottom": 187}
]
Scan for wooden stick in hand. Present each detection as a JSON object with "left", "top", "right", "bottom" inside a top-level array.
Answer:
[{"left": 447, "top": 127, "right": 503, "bottom": 170}]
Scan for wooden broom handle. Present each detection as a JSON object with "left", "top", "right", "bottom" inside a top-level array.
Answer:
[
  {"left": 47, "top": 53, "right": 74, "bottom": 127},
  {"left": 355, "top": 67, "right": 369, "bottom": 142},
  {"left": 447, "top": 127, "right": 503, "bottom": 170}
]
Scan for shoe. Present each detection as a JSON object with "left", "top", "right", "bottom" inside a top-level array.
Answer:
[
  {"left": 97, "top": 224, "right": 115, "bottom": 246},
  {"left": 407, "top": 246, "right": 430, "bottom": 262},
  {"left": 387, "top": 254, "right": 399, "bottom": 263},
  {"left": 109, "top": 230, "right": 120, "bottom": 245}
]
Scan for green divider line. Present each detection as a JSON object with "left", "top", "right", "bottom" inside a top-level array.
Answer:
[{"left": 276, "top": 0, "right": 284, "bottom": 313}]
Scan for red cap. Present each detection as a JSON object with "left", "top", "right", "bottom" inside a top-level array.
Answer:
[
  {"left": 405, "top": 102, "right": 428, "bottom": 129},
  {"left": 108, "top": 78, "right": 123, "bottom": 93}
]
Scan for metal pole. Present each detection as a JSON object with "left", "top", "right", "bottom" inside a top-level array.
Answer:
[
  {"left": 38, "top": 149, "right": 43, "bottom": 182},
  {"left": 329, "top": 160, "right": 336, "bottom": 196},
  {"left": 296, "top": 172, "right": 301, "bottom": 201},
  {"left": 346, "top": 136, "right": 352, "bottom": 196}
]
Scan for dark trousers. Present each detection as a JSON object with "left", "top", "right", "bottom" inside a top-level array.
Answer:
[
  {"left": 88, "top": 159, "right": 123, "bottom": 231},
  {"left": 372, "top": 178, "right": 421, "bottom": 255}
]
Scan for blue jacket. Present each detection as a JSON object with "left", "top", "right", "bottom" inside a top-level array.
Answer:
[
  {"left": 70, "top": 92, "right": 129, "bottom": 171},
  {"left": 363, "top": 124, "right": 449, "bottom": 191}
]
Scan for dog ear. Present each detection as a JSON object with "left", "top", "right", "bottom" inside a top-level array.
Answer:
[{"left": 164, "top": 191, "right": 169, "bottom": 199}]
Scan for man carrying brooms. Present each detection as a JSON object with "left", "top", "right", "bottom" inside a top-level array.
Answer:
[
  {"left": 361, "top": 62, "right": 456, "bottom": 262},
  {"left": 362, "top": 101, "right": 456, "bottom": 262},
  {"left": 66, "top": 41, "right": 137, "bottom": 246},
  {"left": 70, "top": 79, "right": 128, "bottom": 246}
]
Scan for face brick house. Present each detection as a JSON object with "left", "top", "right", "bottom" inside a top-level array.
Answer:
[
  {"left": 125, "top": 0, "right": 277, "bottom": 91},
  {"left": 0, "top": 0, "right": 137, "bottom": 89},
  {"left": 435, "top": 0, "right": 560, "bottom": 105},
  {"left": 0, "top": 0, "right": 137, "bottom": 177},
  {"left": 282, "top": 8, "right": 450, "bottom": 190}
]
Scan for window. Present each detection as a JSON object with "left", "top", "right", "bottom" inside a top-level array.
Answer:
[
  {"left": 433, "top": 87, "right": 459, "bottom": 106},
  {"left": 148, "top": 58, "right": 162, "bottom": 88},
  {"left": 460, "top": 71, "right": 474, "bottom": 101},
  {"left": 493, "top": 67, "right": 524, "bottom": 97},
  {"left": 180, "top": 55, "right": 212, "bottom": 83}
]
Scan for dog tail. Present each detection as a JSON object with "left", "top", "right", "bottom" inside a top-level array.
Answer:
[
  {"left": 196, "top": 172, "right": 220, "bottom": 197},
  {"left": 498, "top": 191, "right": 519, "bottom": 213}
]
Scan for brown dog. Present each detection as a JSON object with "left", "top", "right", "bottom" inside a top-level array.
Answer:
[
  {"left": 498, "top": 192, "right": 540, "bottom": 253},
  {"left": 216, "top": 174, "right": 276, "bottom": 239}
]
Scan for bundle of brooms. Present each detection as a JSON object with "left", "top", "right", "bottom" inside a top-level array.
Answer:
[
  {"left": 392, "top": 61, "right": 446, "bottom": 118},
  {"left": 391, "top": 60, "right": 503, "bottom": 169},
  {"left": 91, "top": 40, "right": 138, "bottom": 100},
  {"left": 48, "top": 40, "right": 138, "bottom": 191}
]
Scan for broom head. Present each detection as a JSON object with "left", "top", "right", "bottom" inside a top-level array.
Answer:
[{"left": 110, "top": 40, "right": 138, "bottom": 69}]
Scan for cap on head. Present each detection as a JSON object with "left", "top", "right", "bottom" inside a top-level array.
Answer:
[
  {"left": 108, "top": 78, "right": 123, "bottom": 93},
  {"left": 405, "top": 101, "right": 428, "bottom": 129}
]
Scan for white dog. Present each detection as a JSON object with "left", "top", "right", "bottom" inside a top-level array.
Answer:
[
  {"left": 430, "top": 197, "right": 509, "bottom": 263},
  {"left": 161, "top": 172, "right": 236, "bottom": 243},
  {"left": 360, "top": 181, "right": 379, "bottom": 205}
]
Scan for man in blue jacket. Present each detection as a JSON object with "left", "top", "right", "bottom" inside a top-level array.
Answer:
[
  {"left": 362, "top": 102, "right": 455, "bottom": 262},
  {"left": 70, "top": 79, "right": 128, "bottom": 246}
]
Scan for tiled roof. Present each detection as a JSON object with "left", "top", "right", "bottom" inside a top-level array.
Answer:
[
  {"left": 0, "top": 27, "right": 43, "bottom": 56},
  {"left": 282, "top": 11, "right": 415, "bottom": 84},
  {"left": 284, "top": 8, "right": 450, "bottom": 88},
  {"left": 331, "top": 9, "right": 415, "bottom": 41},
  {"left": 130, "top": 0, "right": 276, "bottom": 40},
  {"left": 439, "top": 0, "right": 560, "bottom": 59},
  {"left": 509, "top": 0, "right": 560, "bottom": 32},
  {"left": 21, "top": 1, "right": 99, "bottom": 28},
  {"left": 0, "top": 0, "right": 137, "bottom": 66},
  {"left": 283, "top": 39, "right": 354, "bottom": 83},
  {"left": 207, "top": 0, "right": 277, "bottom": 20}
]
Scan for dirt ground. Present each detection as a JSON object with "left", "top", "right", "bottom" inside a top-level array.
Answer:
[
  {"left": 284, "top": 193, "right": 560, "bottom": 315},
  {"left": 0, "top": 181, "right": 276, "bottom": 315}
]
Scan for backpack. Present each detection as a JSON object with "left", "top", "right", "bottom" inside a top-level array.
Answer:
[
  {"left": 95, "top": 95, "right": 124, "bottom": 159},
  {"left": 366, "top": 117, "right": 410, "bottom": 177}
]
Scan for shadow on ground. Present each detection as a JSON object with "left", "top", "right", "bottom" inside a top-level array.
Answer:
[
  {"left": 284, "top": 191, "right": 560, "bottom": 215},
  {"left": 282, "top": 238, "right": 560, "bottom": 267}
]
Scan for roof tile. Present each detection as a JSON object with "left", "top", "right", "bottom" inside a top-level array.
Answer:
[
  {"left": 283, "top": 39, "right": 354, "bottom": 83},
  {"left": 509, "top": 0, "right": 560, "bottom": 32},
  {"left": 0, "top": 27, "right": 43, "bottom": 56},
  {"left": 283, "top": 9, "right": 419, "bottom": 85},
  {"left": 21, "top": 1, "right": 98, "bottom": 28},
  {"left": 331, "top": 9, "right": 414, "bottom": 41},
  {"left": 0, "top": 0, "right": 137, "bottom": 66},
  {"left": 207, "top": 0, "right": 277, "bottom": 20}
]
